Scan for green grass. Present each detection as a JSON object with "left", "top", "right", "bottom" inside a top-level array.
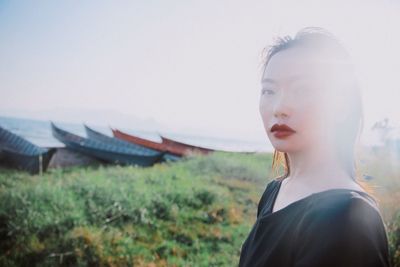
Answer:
[{"left": 0, "top": 150, "right": 398, "bottom": 266}]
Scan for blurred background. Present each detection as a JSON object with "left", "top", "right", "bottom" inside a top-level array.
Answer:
[{"left": 1, "top": 0, "right": 400, "bottom": 150}]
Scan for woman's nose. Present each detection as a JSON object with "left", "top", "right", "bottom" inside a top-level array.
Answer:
[{"left": 273, "top": 93, "right": 292, "bottom": 118}]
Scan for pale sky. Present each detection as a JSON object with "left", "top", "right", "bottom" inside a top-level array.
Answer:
[{"left": 1, "top": 0, "right": 399, "bottom": 143}]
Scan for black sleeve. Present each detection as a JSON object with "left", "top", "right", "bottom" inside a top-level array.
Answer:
[{"left": 293, "top": 198, "right": 391, "bottom": 267}]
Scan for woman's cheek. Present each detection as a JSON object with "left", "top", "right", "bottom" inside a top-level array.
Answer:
[
  {"left": 301, "top": 102, "right": 331, "bottom": 145},
  {"left": 259, "top": 98, "right": 272, "bottom": 133},
  {"left": 259, "top": 98, "right": 272, "bottom": 118}
]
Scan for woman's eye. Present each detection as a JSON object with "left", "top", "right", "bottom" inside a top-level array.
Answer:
[{"left": 261, "top": 88, "right": 275, "bottom": 95}]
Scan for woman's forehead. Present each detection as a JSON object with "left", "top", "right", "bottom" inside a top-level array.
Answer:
[{"left": 262, "top": 47, "right": 342, "bottom": 84}]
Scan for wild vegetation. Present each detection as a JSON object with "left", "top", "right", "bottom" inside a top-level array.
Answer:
[{"left": 0, "top": 150, "right": 398, "bottom": 266}]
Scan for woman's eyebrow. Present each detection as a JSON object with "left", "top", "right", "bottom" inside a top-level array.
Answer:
[
  {"left": 261, "top": 78, "right": 277, "bottom": 84},
  {"left": 262, "top": 75, "right": 309, "bottom": 85}
]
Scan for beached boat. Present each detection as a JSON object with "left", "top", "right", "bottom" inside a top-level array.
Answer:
[
  {"left": 84, "top": 124, "right": 165, "bottom": 159},
  {"left": 111, "top": 128, "right": 182, "bottom": 161},
  {"left": 160, "top": 135, "right": 214, "bottom": 156},
  {"left": 51, "top": 122, "right": 163, "bottom": 166},
  {"left": 0, "top": 126, "right": 56, "bottom": 174}
]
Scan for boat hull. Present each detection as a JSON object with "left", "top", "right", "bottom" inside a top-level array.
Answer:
[
  {"left": 112, "top": 128, "right": 182, "bottom": 161},
  {"left": 0, "top": 148, "right": 56, "bottom": 174},
  {"left": 160, "top": 135, "right": 214, "bottom": 156},
  {"left": 0, "top": 126, "right": 56, "bottom": 174},
  {"left": 51, "top": 123, "right": 162, "bottom": 167},
  {"left": 85, "top": 125, "right": 164, "bottom": 164}
]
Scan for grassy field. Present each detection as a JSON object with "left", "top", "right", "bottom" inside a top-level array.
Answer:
[{"left": 0, "top": 150, "right": 399, "bottom": 266}]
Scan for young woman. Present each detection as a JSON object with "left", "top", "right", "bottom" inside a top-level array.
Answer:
[{"left": 238, "top": 27, "right": 391, "bottom": 267}]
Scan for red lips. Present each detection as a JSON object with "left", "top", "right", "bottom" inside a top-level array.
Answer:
[
  {"left": 271, "top": 124, "right": 296, "bottom": 138},
  {"left": 270, "top": 124, "right": 296, "bottom": 133}
]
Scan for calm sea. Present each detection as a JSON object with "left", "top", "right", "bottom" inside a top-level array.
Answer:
[{"left": 0, "top": 116, "right": 272, "bottom": 153}]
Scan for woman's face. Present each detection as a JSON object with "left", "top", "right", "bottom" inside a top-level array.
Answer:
[{"left": 259, "top": 46, "right": 340, "bottom": 153}]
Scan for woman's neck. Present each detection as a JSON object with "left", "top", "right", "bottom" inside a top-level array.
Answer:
[{"left": 285, "top": 146, "right": 354, "bottom": 190}]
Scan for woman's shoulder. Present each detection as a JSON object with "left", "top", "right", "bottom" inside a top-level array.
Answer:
[
  {"left": 295, "top": 190, "right": 391, "bottom": 267},
  {"left": 304, "top": 189, "right": 385, "bottom": 232},
  {"left": 312, "top": 189, "right": 379, "bottom": 213}
]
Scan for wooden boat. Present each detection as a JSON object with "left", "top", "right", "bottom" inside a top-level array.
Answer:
[
  {"left": 51, "top": 122, "right": 163, "bottom": 167},
  {"left": 160, "top": 135, "right": 214, "bottom": 156},
  {"left": 111, "top": 128, "right": 182, "bottom": 161},
  {"left": 84, "top": 124, "right": 164, "bottom": 159},
  {"left": 0, "top": 126, "right": 56, "bottom": 174}
]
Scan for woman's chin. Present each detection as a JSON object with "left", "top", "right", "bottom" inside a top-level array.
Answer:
[{"left": 270, "top": 140, "right": 301, "bottom": 153}]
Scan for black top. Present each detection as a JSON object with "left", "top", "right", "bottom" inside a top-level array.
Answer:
[{"left": 238, "top": 178, "right": 392, "bottom": 267}]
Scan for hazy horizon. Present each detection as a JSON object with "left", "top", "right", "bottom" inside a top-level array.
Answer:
[{"left": 1, "top": 0, "right": 399, "bottom": 146}]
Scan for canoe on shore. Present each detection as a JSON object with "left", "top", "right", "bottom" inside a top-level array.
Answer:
[
  {"left": 0, "top": 126, "right": 56, "bottom": 174},
  {"left": 85, "top": 125, "right": 181, "bottom": 162},
  {"left": 84, "top": 124, "right": 165, "bottom": 160},
  {"left": 160, "top": 135, "right": 214, "bottom": 156},
  {"left": 111, "top": 128, "right": 182, "bottom": 161},
  {"left": 51, "top": 122, "right": 163, "bottom": 167}
]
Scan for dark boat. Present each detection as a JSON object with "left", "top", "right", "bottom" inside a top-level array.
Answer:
[
  {"left": 51, "top": 122, "right": 163, "bottom": 167},
  {"left": 111, "top": 128, "right": 182, "bottom": 161},
  {"left": 160, "top": 135, "right": 214, "bottom": 156},
  {"left": 0, "top": 126, "right": 56, "bottom": 174},
  {"left": 84, "top": 124, "right": 165, "bottom": 159}
]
